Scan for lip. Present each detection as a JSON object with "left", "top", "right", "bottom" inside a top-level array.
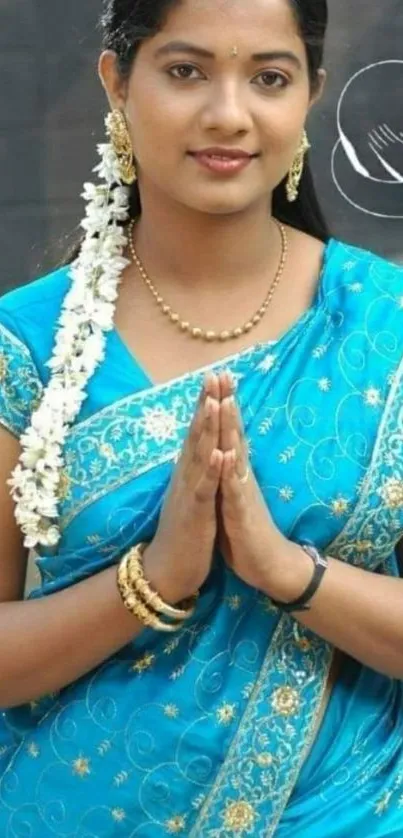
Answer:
[
  {"left": 188, "top": 148, "right": 258, "bottom": 176},
  {"left": 189, "top": 152, "right": 256, "bottom": 176},
  {"left": 189, "top": 147, "right": 257, "bottom": 159}
]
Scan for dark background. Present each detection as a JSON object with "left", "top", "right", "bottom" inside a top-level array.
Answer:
[{"left": 1, "top": 1, "right": 402, "bottom": 293}]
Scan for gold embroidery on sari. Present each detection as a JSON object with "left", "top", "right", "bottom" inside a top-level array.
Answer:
[
  {"left": 56, "top": 342, "right": 275, "bottom": 532},
  {"left": 189, "top": 617, "right": 333, "bottom": 837},
  {"left": 131, "top": 652, "right": 156, "bottom": 674},
  {"left": 111, "top": 808, "right": 127, "bottom": 822},
  {"left": 222, "top": 801, "right": 257, "bottom": 832},
  {"left": 164, "top": 704, "right": 180, "bottom": 719},
  {"left": 72, "top": 756, "right": 91, "bottom": 777},
  {"left": 26, "top": 742, "right": 40, "bottom": 759},
  {"left": 0, "top": 323, "right": 43, "bottom": 437},
  {"left": 165, "top": 814, "right": 187, "bottom": 833},
  {"left": 216, "top": 704, "right": 238, "bottom": 726},
  {"left": 271, "top": 686, "right": 300, "bottom": 717},
  {"left": 327, "top": 350, "right": 403, "bottom": 570},
  {"left": 379, "top": 477, "right": 403, "bottom": 509}
]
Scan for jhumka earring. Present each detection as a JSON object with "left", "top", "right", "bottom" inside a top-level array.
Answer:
[
  {"left": 105, "top": 109, "right": 137, "bottom": 185},
  {"left": 286, "top": 130, "right": 310, "bottom": 202}
]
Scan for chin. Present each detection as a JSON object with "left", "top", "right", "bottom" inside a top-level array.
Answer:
[{"left": 183, "top": 190, "right": 261, "bottom": 216}]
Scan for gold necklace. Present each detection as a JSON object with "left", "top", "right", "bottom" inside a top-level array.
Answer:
[{"left": 128, "top": 218, "right": 288, "bottom": 343}]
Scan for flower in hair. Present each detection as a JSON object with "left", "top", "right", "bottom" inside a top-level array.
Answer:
[{"left": 8, "top": 120, "right": 131, "bottom": 548}]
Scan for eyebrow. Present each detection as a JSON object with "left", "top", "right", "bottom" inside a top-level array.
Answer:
[{"left": 154, "top": 41, "right": 302, "bottom": 69}]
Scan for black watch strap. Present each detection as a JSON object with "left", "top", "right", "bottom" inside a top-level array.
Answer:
[{"left": 271, "top": 544, "right": 329, "bottom": 613}]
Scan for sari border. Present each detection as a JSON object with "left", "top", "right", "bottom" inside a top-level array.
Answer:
[
  {"left": 268, "top": 648, "right": 335, "bottom": 837},
  {"left": 0, "top": 321, "right": 43, "bottom": 439},
  {"left": 188, "top": 615, "right": 333, "bottom": 837},
  {"left": 74, "top": 339, "right": 275, "bottom": 433},
  {"left": 59, "top": 304, "right": 330, "bottom": 537},
  {"left": 60, "top": 451, "right": 176, "bottom": 530},
  {"left": 0, "top": 321, "right": 40, "bottom": 361},
  {"left": 326, "top": 349, "right": 403, "bottom": 567},
  {"left": 58, "top": 345, "right": 271, "bottom": 533}
]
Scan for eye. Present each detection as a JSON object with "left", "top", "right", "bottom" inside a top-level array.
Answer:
[
  {"left": 167, "top": 64, "right": 205, "bottom": 81},
  {"left": 254, "top": 70, "right": 289, "bottom": 90}
]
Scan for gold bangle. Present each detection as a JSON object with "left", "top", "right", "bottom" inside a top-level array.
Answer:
[
  {"left": 126, "top": 543, "right": 199, "bottom": 620},
  {"left": 117, "top": 554, "right": 183, "bottom": 633}
]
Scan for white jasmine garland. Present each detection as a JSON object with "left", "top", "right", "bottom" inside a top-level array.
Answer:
[{"left": 8, "top": 122, "right": 132, "bottom": 549}]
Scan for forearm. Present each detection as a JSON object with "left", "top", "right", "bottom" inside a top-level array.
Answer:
[
  {"left": 0, "top": 552, "right": 179, "bottom": 708},
  {"left": 0, "top": 565, "right": 142, "bottom": 707},
  {"left": 267, "top": 543, "right": 403, "bottom": 678}
]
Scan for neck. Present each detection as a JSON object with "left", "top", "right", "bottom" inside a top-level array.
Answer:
[{"left": 131, "top": 191, "right": 281, "bottom": 293}]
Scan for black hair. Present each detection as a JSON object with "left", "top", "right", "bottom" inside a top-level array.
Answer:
[{"left": 62, "top": 0, "right": 330, "bottom": 265}]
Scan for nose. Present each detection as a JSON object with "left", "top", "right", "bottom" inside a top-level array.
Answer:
[{"left": 200, "top": 80, "right": 254, "bottom": 136}]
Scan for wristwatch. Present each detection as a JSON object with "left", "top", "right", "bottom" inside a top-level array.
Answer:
[{"left": 271, "top": 544, "right": 329, "bottom": 613}]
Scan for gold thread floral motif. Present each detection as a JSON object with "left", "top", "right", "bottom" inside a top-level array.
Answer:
[
  {"left": 216, "top": 703, "right": 237, "bottom": 726},
  {"left": 353, "top": 539, "right": 373, "bottom": 554},
  {"left": 164, "top": 704, "right": 180, "bottom": 719},
  {"left": 271, "top": 686, "right": 300, "bottom": 717},
  {"left": 226, "top": 595, "right": 242, "bottom": 611},
  {"left": 165, "top": 814, "right": 187, "bottom": 833},
  {"left": 256, "top": 752, "right": 274, "bottom": 768},
  {"left": 131, "top": 652, "right": 156, "bottom": 674},
  {"left": 331, "top": 497, "right": 350, "bottom": 517},
  {"left": 379, "top": 477, "right": 403, "bottom": 509},
  {"left": 364, "top": 387, "right": 383, "bottom": 408},
  {"left": 142, "top": 404, "right": 180, "bottom": 444},
  {"left": 72, "top": 756, "right": 91, "bottom": 777},
  {"left": 111, "top": 808, "right": 126, "bottom": 822},
  {"left": 222, "top": 800, "right": 257, "bottom": 831}
]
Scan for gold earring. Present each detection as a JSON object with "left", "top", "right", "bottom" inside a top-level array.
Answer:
[
  {"left": 286, "top": 130, "right": 310, "bottom": 203},
  {"left": 105, "top": 109, "right": 137, "bottom": 185}
]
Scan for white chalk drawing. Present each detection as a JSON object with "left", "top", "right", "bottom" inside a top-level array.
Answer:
[{"left": 332, "top": 60, "right": 403, "bottom": 218}]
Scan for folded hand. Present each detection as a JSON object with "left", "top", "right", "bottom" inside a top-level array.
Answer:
[{"left": 215, "top": 371, "right": 292, "bottom": 595}]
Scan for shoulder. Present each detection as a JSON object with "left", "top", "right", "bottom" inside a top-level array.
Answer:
[
  {"left": 0, "top": 265, "right": 71, "bottom": 382},
  {"left": 322, "top": 238, "right": 402, "bottom": 327},
  {"left": 0, "top": 264, "right": 70, "bottom": 322},
  {"left": 323, "top": 238, "right": 403, "bottom": 298},
  {"left": 287, "top": 226, "right": 403, "bottom": 328},
  {"left": 322, "top": 239, "right": 403, "bottom": 375}
]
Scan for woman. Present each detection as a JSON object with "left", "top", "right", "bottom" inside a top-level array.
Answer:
[{"left": 0, "top": 0, "right": 403, "bottom": 834}]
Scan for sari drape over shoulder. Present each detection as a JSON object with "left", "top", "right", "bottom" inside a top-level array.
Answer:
[{"left": 1, "top": 240, "right": 403, "bottom": 837}]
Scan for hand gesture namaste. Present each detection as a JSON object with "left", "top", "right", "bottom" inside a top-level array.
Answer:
[
  {"left": 145, "top": 370, "right": 310, "bottom": 607},
  {"left": 209, "top": 371, "right": 310, "bottom": 600}
]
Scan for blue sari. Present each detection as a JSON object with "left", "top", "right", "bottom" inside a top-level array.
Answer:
[{"left": 1, "top": 239, "right": 403, "bottom": 836}]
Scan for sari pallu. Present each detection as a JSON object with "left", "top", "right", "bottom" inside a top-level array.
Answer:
[{"left": 0, "top": 239, "right": 403, "bottom": 836}]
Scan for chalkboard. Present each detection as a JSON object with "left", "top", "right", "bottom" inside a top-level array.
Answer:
[
  {"left": 312, "top": 1, "right": 403, "bottom": 262},
  {"left": 0, "top": 1, "right": 402, "bottom": 292}
]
